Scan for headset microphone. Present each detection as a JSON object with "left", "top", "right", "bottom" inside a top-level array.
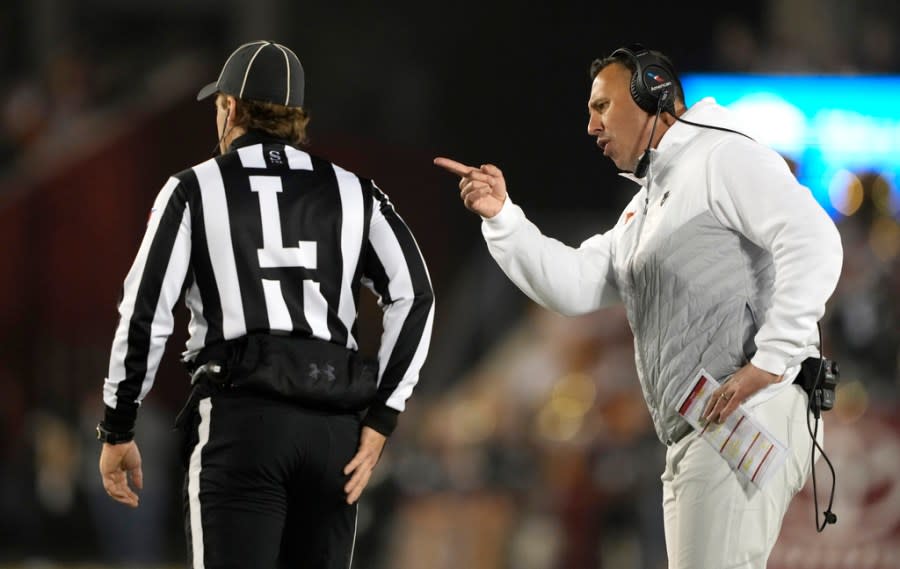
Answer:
[
  {"left": 605, "top": 44, "right": 675, "bottom": 179},
  {"left": 634, "top": 152, "right": 651, "bottom": 179},
  {"left": 607, "top": 44, "right": 751, "bottom": 177},
  {"left": 634, "top": 90, "right": 668, "bottom": 178},
  {"left": 633, "top": 146, "right": 651, "bottom": 179}
]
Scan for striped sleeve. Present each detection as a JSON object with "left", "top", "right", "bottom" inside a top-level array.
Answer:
[
  {"left": 101, "top": 177, "right": 192, "bottom": 433},
  {"left": 360, "top": 182, "right": 434, "bottom": 434}
]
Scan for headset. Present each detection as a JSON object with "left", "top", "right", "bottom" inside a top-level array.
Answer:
[
  {"left": 607, "top": 44, "right": 752, "bottom": 178},
  {"left": 610, "top": 43, "right": 678, "bottom": 116}
]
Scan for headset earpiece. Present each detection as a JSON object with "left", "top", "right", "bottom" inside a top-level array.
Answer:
[{"left": 611, "top": 44, "right": 676, "bottom": 115}]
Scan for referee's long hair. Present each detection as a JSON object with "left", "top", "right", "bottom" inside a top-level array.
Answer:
[{"left": 223, "top": 96, "right": 311, "bottom": 146}]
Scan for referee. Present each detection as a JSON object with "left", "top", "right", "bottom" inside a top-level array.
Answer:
[{"left": 97, "top": 41, "right": 434, "bottom": 569}]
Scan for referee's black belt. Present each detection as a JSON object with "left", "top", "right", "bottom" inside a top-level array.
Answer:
[{"left": 181, "top": 333, "right": 379, "bottom": 415}]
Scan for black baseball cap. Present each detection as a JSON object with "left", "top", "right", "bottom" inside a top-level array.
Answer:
[{"left": 197, "top": 40, "right": 305, "bottom": 107}]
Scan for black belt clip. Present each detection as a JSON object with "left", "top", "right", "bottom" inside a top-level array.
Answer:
[
  {"left": 190, "top": 360, "right": 229, "bottom": 387},
  {"left": 795, "top": 356, "right": 840, "bottom": 418},
  {"left": 175, "top": 360, "right": 230, "bottom": 432}
]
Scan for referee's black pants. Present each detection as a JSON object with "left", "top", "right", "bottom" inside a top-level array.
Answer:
[{"left": 181, "top": 390, "right": 361, "bottom": 569}]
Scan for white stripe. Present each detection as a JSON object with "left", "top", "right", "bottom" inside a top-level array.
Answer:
[
  {"left": 139, "top": 205, "right": 193, "bottom": 402},
  {"left": 385, "top": 232, "right": 434, "bottom": 410},
  {"left": 240, "top": 43, "right": 270, "bottom": 99},
  {"left": 366, "top": 204, "right": 435, "bottom": 412},
  {"left": 278, "top": 44, "right": 303, "bottom": 67},
  {"left": 104, "top": 177, "right": 180, "bottom": 409},
  {"left": 367, "top": 206, "right": 415, "bottom": 389},
  {"left": 274, "top": 43, "right": 291, "bottom": 105},
  {"left": 285, "top": 146, "right": 313, "bottom": 171},
  {"left": 261, "top": 279, "right": 293, "bottom": 332},
  {"left": 238, "top": 145, "right": 266, "bottom": 168},
  {"left": 303, "top": 280, "right": 331, "bottom": 340},
  {"left": 386, "top": 302, "right": 434, "bottom": 411},
  {"left": 188, "top": 398, "right": 213, "bottom": 569},
  {"left": 183, "top": 279, "right": 208, "bottom": 360},
  {"left": 333, "top": 165, "right": 364, "bottom": 349},
  {"left": 216, "top": 40, "right": 267, "bottom": 86},
  {"left": 347, "top": 503, "right": 359, "bottom": 569},
  {"left": 195, "top": 159, "right": 247, "bottom": 339}
]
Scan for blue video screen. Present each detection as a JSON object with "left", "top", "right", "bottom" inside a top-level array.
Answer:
[{"left": 679, "top": 74, "right": 900, "bottom": 219}]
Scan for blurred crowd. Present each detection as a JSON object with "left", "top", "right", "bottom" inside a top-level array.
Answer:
[
  {"left": 1, "top": 1, "right": 898, "bottom": 568},
  {"left": 0, "top": 46, "right": 93, "bottom": 172}
]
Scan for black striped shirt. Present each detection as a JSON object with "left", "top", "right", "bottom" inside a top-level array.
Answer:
[{"left": 103, "top": 131, "right": 434, "bottom": 431}]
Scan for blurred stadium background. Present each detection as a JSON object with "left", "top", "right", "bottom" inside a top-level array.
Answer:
[{"left": 0, "top": 0, "right": 897, "bottom": 567}]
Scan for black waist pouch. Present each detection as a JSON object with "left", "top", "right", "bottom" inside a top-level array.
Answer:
[{"left": 191, "top": 333, "right": 379, "bottom": 413}]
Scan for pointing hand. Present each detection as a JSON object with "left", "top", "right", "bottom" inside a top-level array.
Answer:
[{"left": 434, "top": 157, "right": 507, "bottom": 218}]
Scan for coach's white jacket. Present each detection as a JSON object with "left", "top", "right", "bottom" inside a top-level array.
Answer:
[{"left": 481, "top": 98, "right": 843, "bottom": 444}]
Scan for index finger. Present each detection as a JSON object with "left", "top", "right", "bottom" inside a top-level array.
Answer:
[{"left": 433, "top": 156, "right": 475, "bottom": 177}]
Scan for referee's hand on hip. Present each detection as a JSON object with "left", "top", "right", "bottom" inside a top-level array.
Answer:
[
  {"left": 99, "top": 441, "right": 143, "bottom": 508},
  {"left": 343, "top": 426, "right": 387, "bottom": 504}
]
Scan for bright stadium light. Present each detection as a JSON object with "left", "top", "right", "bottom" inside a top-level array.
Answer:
[
  {"left": 728, "top": 93, "right": 807, "bottom": 157},
  {"left": 681, "top": 74, "right": 900, "bottom": 219}
]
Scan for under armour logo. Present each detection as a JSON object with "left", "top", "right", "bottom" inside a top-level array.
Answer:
[
  {"left": 309, "top": 363, "right": 336, "bottom": 382},
  {"left": 660, "top": 191, "right": 670, "bottom": 206}
]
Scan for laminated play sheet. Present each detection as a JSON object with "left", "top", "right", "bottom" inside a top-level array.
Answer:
[{"left": 676, "top": 369, "right": 787, "bottom": 489}]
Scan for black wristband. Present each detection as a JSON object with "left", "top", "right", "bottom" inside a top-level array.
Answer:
[
  {"left": 362, "top": 402, "right": 399, "bottom": 437},
  {"left": 96, "top": 423, "right": 135, "bottom": 444},
  {"left": 102, "top": 404, "right": 137, "bottom": 433}
]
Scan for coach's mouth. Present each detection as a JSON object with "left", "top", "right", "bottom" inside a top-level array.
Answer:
[{"left": 596, "top": 138, "right": 610, "bottom": 156}]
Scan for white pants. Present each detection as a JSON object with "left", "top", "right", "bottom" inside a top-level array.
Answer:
[{"left": 661, "top": 384, "right": 821, "bottom": 569}]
